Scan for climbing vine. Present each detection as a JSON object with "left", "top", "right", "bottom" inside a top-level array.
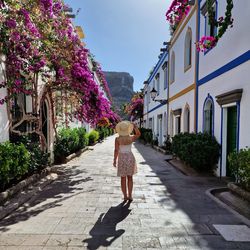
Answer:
[{"left": 196, "top": 0, "right": 234, "bottom": 52}]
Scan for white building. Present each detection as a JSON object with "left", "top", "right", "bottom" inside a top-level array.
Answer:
[
  {"left": 168, "top": 2, "right": 197, "bottom": 137},
  {"left": 143, "top": 50, "right": 168, "bottom": 147},
  {"left": 197, "top": 0, "right": 250, "bottom": 176},
  {"left": 0, "top": 69, "right": 55, "bottom": 160}
]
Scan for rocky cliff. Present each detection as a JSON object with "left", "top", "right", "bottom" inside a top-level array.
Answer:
[{"left": 104, "top": 71, "right": 134, "bottom": 118}]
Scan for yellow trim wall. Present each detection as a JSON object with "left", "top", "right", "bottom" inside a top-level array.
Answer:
[{"left": 168, "top": 83, "right": 195, "bottom": 103}]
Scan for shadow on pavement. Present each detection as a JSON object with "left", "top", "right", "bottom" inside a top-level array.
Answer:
[
  {"left": 0, "top": 165, "right": 94, "bottom": 232},
  {"left": 134, "top": 142, "right": 250, "bottom": 250},
  {"left": 83, "top": 201, "right": 131, "bottom": 250}
]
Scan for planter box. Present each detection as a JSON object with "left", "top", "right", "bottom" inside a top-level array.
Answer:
[
  {"left": 65, "top": 147, "right": 89, "bottom": 163},
  {"left": 152, "top": 145, "right": 167, "bottom": 154},
  {"left": 0, "top": 165, "right": 58, "bottom": 205},
  {"left": 228, "top": 182, "right": 250, "bottom": 203}
]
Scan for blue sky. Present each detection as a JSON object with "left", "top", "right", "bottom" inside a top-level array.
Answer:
[{"left": 64, "top": 0, "right": 171, "bottom": 91}]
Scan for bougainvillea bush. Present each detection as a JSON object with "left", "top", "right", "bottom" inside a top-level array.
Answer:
[
  {"left": 166, "top": 0, "right": 191, "bottom": 33},
  {"left": 0, "top": 0, "right": 118, "bottom": 144},
  {"left": 125, "top": 92, "right": 144, "bottom": 123}
]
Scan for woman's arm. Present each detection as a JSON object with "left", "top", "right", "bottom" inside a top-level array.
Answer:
[
  {"left": 132, "top": 123, "right": 141, "bottom": 141},
  {"left": 113, "top": 137, "right": 119, "bottom": 167}
]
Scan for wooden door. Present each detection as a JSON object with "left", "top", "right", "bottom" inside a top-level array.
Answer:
[{"left": 226, "top": 106, "right": 237, "bottom": 176}]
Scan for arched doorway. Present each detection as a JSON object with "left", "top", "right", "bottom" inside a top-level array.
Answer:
[{"left": 203, "top": 97, "right": 214, "bottom": 135}]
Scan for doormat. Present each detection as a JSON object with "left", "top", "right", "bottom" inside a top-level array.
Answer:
[{"left": 213, "top": 224, "right": 250, "bottom": 242}]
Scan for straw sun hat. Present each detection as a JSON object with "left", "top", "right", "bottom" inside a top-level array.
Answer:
[{"left": 115, "top": 121, "right": 134, "bottom": 136}]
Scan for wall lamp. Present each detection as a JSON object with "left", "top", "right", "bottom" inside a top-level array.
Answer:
[{"left": 150, "top": 88, "right": 167, "bottom": 105}]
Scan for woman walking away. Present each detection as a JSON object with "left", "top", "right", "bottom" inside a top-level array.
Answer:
[{"left": 113, "top": 121, "right": 141, "bottom": 202}]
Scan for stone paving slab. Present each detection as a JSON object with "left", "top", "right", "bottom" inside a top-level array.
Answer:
[
  {"left": 0, "top": 136, "right": 250, "bottom": 249},
  {"left": 213, "top": 224, "right": 250, "bottom": 242}
]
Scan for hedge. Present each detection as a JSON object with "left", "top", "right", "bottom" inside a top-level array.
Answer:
[
  {"left": 54, "top": 127, "right": 89, "bottom": 162},
  {"left": 12, "top": 135, "right": 49, "bottom": 172},
  {"left": 96, "top": 126, "right": 114, "bottom": 141},
  {"left": 171, "top": 132, "right": 220, "bottom": 172},
  {"left": 87, "top": 130, "right": 100, "bottom": 145},
  {"left": 0, "top": 142, "right": 30, "bottom": 190},
  {"left": 139, "top": 128, "right": 153, "bottom": 144},
  {"left": 228, "top": 148, "right": 250, "bottom": 191}
]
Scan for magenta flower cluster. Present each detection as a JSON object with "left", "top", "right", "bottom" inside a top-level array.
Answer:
[
  {"left": 126, "top": 97, "right": 143, "bottom": 121},
  {"left": 0, "top": 0, "right": 119, "bottom": 127},
  {"left": 94, "top": 61, "right": 112, "bottom": 101},
  {"left": 166, "top": 0, "right": 191, "bottom": 29},
  {"left": 196, "top": 36, "right": 218, "bottom": 52}
]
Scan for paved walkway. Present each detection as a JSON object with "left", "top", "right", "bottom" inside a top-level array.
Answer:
[{"left": 0, "top": 136, "right": 250, "bottom": 249}]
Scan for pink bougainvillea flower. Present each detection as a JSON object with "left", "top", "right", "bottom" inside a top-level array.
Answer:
[{"left": 6, "top": 19, "right": 17, "bottom": 28}]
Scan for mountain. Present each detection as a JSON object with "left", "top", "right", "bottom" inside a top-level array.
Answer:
[{"left": 104, "top": 71, "right": 134, "bottom": 118}]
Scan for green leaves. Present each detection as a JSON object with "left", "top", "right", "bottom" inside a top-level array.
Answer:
[
  {"left": 228, "top": 148, "right": 250, "bottom": 191},
  {"left": 87, "top": 130, "right": 100, "bottom": 145},
  {"left": 139, "top": 128, "right": 153, "bottom": 144},
  {"left": 0, "top": 141, "right": 30, "bottom": 190},
  {"left": 96, "top": 126, "right": 113, "bottom": 141},
  {"left": 171, "top": 132, "right": 220, "bottom": 172},
  {"left": 54, "top": 127, "right": 89, "bottom": 162}
]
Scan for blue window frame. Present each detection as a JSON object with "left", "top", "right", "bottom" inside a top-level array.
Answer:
[{"left": 202, "top": 0, "right": 218, "bottom": 55}]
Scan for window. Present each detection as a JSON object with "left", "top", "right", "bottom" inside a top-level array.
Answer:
[
  {"left": 205, "top": 10, "right": 216, "bottom": 37},
  {"left": 175, "top": 116, "right": 181, "bottom": 135},
  {"left": 162, "top": 62, "right": 168, "bottom": 89},
  {"left": 170, "top": 112, "right": 174, "bottom": 137},
  {"left": 170, "top": 52, "right": 175, "bottom": 83},
  {"left": 156, "top": 73, "right": 160, "bottom": 94},
  {"left": 148, "top": 86, "right": 151, "bottom": 103},
  {"left": 163, "top": 112, "right": 167, "bottom": 136},
  {"left": 144, "top": 91, "right": 148, "bottom": 106},
  {"left": 184, "top": 106, "right": 190, "bottom": 133},
  {"left": 184, "top": 28, "right": 192, "bottom": 70},
  {"left": 202, "top": 1, "right": 217, "bottom": 38},
  {"left": 203, "top": 98, "right": 214, "bottom": 135},
  {"left": 149, "top": 118, "right": 153, "bottom": 129}
]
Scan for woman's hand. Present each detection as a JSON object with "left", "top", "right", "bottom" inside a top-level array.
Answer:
[
  {"left": 113, "top": 160, "right": 117, "bottom": 168},
  {"left": 132, "top": 122, "right": 137, "bottom": 128}
]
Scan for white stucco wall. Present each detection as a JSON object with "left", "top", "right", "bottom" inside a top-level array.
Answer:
[
  {"left": 0, "top": 55, "right": 9, "bottom": 143},
  {"left": 198, "top": 1, "right": 250, "bottom": 176},
  {"left": 147, "top": 105, "right": 168, "bottom": 146},
  {"left": 169, "top": 90, "right": 195, "bottom": 135},
  {"left": 143, "top": 52, "right": 168, "bottom": 146},
  {"left": 146, "top": 54, "right": 168, "bottom": 113},
  {"left": 0, "top": 88, "right": 9, "bottom": 143},
  {"left": 198, "top": 61, "right": 250, "bottom": 148},
  {"left": 199, "top": 0, "right": 250, "bottom": 79},
  {"left": 167, "top": 4, "right": 197, "bottom": 138},
  {"left": 169, "top": 5, "right": 197, "bottom": 97},
  {"left": 198, "top": 61, "right": 250, "bottom": 176}
]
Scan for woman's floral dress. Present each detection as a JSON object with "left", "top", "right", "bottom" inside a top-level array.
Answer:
[{"left": 117, "top": 144, "right": 137, "bottom": 177}]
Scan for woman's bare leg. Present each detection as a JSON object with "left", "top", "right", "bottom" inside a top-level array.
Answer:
[
  {"left": 127, "top": 176, "right": 133, "bottom": 200},
  {"left": 121, "top": 177, "right": 127, "bottom": 199}
]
